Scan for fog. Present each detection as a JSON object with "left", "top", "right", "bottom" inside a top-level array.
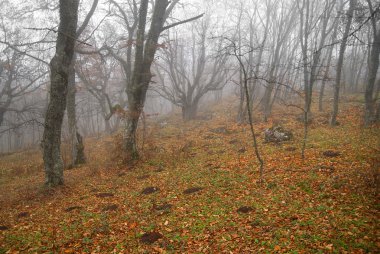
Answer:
[{"left": 0, "top": 0, "right": 378, "bottom": 153}]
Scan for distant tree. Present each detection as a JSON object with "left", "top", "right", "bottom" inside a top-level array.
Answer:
[
  {"left": 261, "top": 0, "right": 297, "bottom": 122},
  {"left": 319, "top": 18, "right": 339, "bottom": 112},
  {"left": 0, "top": 50, "right": 46, "bottom": 127},
  {"left": 330, "top": 0, "right": 356, "bottom": 126},
  {"left": 297, "top": 0, "right": 336, "bottom": 159},
  {"left": 0, "top": 0, "right": 49, "bottom": 136},
  {"left": 154, "top": 19, "right": 229, "bottom": 121},
  {"left": 364, "top": 0, "right": 380, "bottom": 125},
  {"left": 66, "top": 0, "right": 99, "bottom": 167},
  {"left": 76, "top": 53, "right": 120, "bottom": 133},
  {"left": 41, "top": 0, "right": 79, "bottom": 186}
]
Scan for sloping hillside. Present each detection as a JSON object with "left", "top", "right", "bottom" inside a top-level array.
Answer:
[{"left": 0, "top": 96, "right": 379, "bottom": 253}]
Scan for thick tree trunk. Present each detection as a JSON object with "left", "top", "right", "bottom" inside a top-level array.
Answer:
[
  {"left": 124, "top": 91, "right": 145, "bottom": 161},
  {"left": 182, "top": 102, "right": 198, "bottom": 121},
  {"left": 330, "top": 0, "right": 355, "bottom": 126},
  {"left": 42, "top": 0, "right": 79, "bottom": 186}
]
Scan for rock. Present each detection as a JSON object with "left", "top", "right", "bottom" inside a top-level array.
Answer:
[
  {"left": 137, "top": 174, "right": 150, "bottom": 180},
  {"left": 65, "top": 206, "right": 82, "bottom": 212},
  {"left": 153, "top": 203, "right": 172, "bottom": 215},
  {"left": 141, "top": 187, "right": 159, "bottom": 195},
  {"left": 229, "top": 139, "right": 239, "bottom": 144},
  {"left": 319, "top": 165, "right": 335, "bottom": 172},
  {"left": 155, "top": 203, "right": 172, "bottom": 211},
  {"left": 264, "top": 126, "right": 293, "bottom": 143},
  {"left": 102, "top": 204, "right": 118, "bottom": 212},
  {"left": 204, "top": 135, "right": 215, "bottom": 140},
  {"left": 17, "top": 212, "right": 29, "bottom": 218},
  {"left": 155, "top": 165, "right": 165, "bottom": 172},
  {"left": 196, "top": 114, "right": 213, "bottom": 121},
  {"left": 96, "top": 192, "right": 114, "bottom": 198},
  {"left": 0, "top": 225, "right": 9, "bottom": 230},
  {"left": 183, "top": 187, "right": 203, "bottom": 194},
  {"left": 323, "top": 150, "right": 340, "bottom": 157},
  {"left": 210, "top": 127, "right": 230, "bottom": 134},
  {"left": 140, "top": 231, "right": 163, "bottom": 244},
  {"left": 296, "top": 113, "right": 313, "bottom": 123},
  {"left": 237, "top": 206, "right": 254, "bottom": 213},
  {"left": 159, "top": 121, "right": 168, "bottom": 128}
]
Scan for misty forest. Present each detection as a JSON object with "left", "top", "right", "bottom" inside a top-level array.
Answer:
[{"left": 0, "top": 0, "right": 379, "bottom": 252}]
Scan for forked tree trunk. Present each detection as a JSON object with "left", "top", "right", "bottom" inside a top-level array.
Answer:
[
  {"left": 123, "top": 0, "right": 202, "bottom": 161},
  {"left": 42, "top": 0, "right": 79, "bottom": 186}
]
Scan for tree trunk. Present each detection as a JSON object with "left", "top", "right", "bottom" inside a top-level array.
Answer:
[
  {"left": 182, "top": 102, "right": 198, "bottom": 121},
  {"left": 262, "top": 82, "right": 274, "bottom": 122},
  {"left": 67, "top": 55, "right": 85, "bottom": 167},
  {"left": 42, "top": 0, "right": 79, "bottom": 186},
  {"left": 319, "top": 39, "right": 335, "bottom": 111},
  {"left": 65, "top": 0, "right": 97, "bottom": 166},
  {"left": 124, "top": 98, "right": 143, "bottom": 161},
  {"left": 330, "top": 0, "right": 355, "bottom": 126},
  {"left": 365, "top": 28, "right": 380, "bottom": 125},
  {"left": 237, "top": 70, "right": 246, "bottom": 123},
  {"left": 124, "top": 0, "right": 169, "bottom": 161}
]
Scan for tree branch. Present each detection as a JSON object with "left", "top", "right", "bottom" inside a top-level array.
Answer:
[{"left": 162, "top": 14, "right": 204, "bottom": 31}]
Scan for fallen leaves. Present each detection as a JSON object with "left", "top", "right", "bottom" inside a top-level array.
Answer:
[{"left": 0, "top": 100, "right": 378, "bottom": 253}]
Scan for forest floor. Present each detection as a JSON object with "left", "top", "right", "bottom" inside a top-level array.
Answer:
[{"left": 0, "top": 96, "right": 379, "bottom": 253}]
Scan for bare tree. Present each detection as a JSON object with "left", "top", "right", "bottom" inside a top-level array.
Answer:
[
  {"left": 42, "top": 0, "right": 79, "bottom": 186},
  {"left": 76, "top": 53, "right": 119, "bottom": 133},
  {"left": 261, "top": 0, "right": 297, "bottom": 122},
  {"left": 0, "top": 50, "right": 47, "bottom": 126},
  {"left": 330, "top": 0, "right": 356, "bottom": 126},
  {"left": 364, "top": 0, "right": 380, "bottom": 125},
  {"left": 298, "top": 0, "right": 336, "bottom": 159},
  {"left": 154, "top": 20, "right": 229, "bottom": 121},
  {"left": 120, "top": 0, "right": 202, "bottom": 161},
  {"left": 66, "top": 0, "right": 99, "bottom": 167},
  {"left": 224, "top": 38, "right": 264, "bottom": 182}
]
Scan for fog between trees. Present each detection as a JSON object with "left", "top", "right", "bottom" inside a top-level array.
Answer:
[{"left": 0, "top": 0, "right": 379, "bottom": 185}]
